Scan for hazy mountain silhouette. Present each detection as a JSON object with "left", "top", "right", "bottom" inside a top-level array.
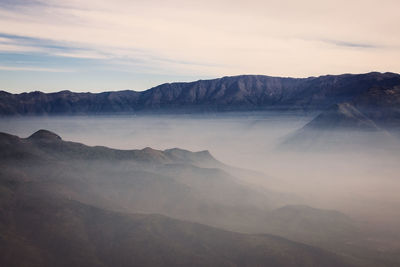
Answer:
[
  {"left": 0, "top": 130, "right": 281, "bottom": 231},
  {"left": 0, "top": 194, "right": 357, "bottom": 267},
  {"left": 0, "top": 130, "right": 363, "bottom": 267},
  {"left": 1, "top": 130, "right": 398, "bottom": 266},
  {"left": 265, "top": 205, "right": 360, "bottom": 247}
]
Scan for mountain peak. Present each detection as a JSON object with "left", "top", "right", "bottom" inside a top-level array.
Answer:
[
  {"left": 164, "top": 148, "right": 218, "bottom": 166},
  {"left": 28, "top": 130, "right": 62, "bottom": 141},
  {"left": 305, "top": 103, "right": 380, "bottom": 131}
]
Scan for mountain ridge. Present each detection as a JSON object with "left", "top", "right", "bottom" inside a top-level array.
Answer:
[
  {"left": 0, "top": 130, "right": 220, "bottom": 166},
  {"left": 0, "top": 191, "right": 357, "bottom": 267},
  {"left": 280, "top": 84, "right": 400, "bottom": 149},
  {"left": 0, "top": 130, "right": 396, "bottom": 266},
  {"left": 2, "top": 72, "right": 400, "bottom": 115}
]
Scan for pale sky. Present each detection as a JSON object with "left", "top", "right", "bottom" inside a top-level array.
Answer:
[{"left": 0, "top": 0, "right": 399, "bottom": 93}]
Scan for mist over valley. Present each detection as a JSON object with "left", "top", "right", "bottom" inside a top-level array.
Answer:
[{"left": 1, "top": 104, "right": 400, "bottom": 266}]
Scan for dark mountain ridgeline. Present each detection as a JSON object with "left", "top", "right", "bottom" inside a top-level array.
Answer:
[
  {"left": 301, "top": 85, "right": 400, "bottom": 131},
  {"left": 300, "top": 103, "right": 380, "bottom": 131},
  {"left": 1, "top": 72, "right": 400, "bottom": 115},
  {"left": 281, "top": 84, "right": 400, "bottom": 149}
]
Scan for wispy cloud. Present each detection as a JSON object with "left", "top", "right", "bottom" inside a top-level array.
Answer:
[
  {"left": 320, "top": 39, "right": 380, "bottom": 49},
  {"left": 0, "top": 0, "right": 44, "bottom": 9},
  {"left": 0, "top": 0, "right": 399, "bottom": 92},
  {"left": 0, "top": 65, "right": 73, "bottom": 72},
  {"left": 0, "top": 34, "right": 107, "bottom": 58}
]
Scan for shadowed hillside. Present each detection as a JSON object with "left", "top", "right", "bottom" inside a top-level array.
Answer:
[
  {"left": 280, "top": 84, "right": 400, "bottom": 150},
  {"left": 0, "top": 194, "right": 356, "bottom": 267},
  {"left": 0, "top": 130, "right": 362, "bottom": 267},
  {"left": 1, "top": 130, "right": 399, "bottom": 266}
]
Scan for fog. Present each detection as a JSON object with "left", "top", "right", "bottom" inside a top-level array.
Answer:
[{"left": 1, "top": 112, "right": 400, "bottom": 250}]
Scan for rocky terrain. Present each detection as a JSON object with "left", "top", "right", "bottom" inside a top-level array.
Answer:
[{"left": 1, "top": 72, "right": 399, "bottom": 115}]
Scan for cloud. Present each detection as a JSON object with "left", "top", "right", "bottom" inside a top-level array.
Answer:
[
  {"left": 321, "top": 39, "right": 380, "bottom": 49},
  {"left": 0, "top": 0, "right": 399, "bottom": 91},
  {"left": 0, "top": 65, "right": 73, "bottom": 72}
]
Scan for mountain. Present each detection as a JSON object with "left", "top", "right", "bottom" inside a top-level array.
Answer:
[
  {"left": 303, "top": 103, "right": 380, "bottom": 131},
  {"left": 265, "top": 205, "right": 360, "bottom": 247},
  {"left": 0, "top": 191, "right": 356, "bottom": 267},
  {"left": 299, "top": 85, "right": 400, "bottom": 131},
  {"left": 281, "top": 84, "right": 400, "bottom": 149},
  {"left": 348, "top": 85, "right": 400, "bottom": 129},
  {"left": 0, "top": 130, "right": 282, "bottom": 232},
  {"left": 0, "top": 130, "right": 362, "bottom": 267},
  {"left": 2, "top": 130, "right": 400, "bottom": 266},
  {"left": 0, "top": 129, "right": 220, "bottom": 164},
  {"left": 1, "top": 72, "right": 400, "bottom": 115}
]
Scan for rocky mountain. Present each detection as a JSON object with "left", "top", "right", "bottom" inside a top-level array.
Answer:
[
  {"left": 301, "top": 84, "right": 400, "bottom": 130},
  {"left": 281, "top": 84, "right": 400, "bottom": 149},
  {"left": 1, "top": 72, "right": 400, "bottom": 115},
  {"left": 303, "top": 103, "right": 380, "bottom": 131}
]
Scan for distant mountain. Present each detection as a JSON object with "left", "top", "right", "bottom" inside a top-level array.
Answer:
[
  {"left": 303, "top": 103, "right": 380, "bottom": 131},
  {"left": 300, "top": 85, "right": 400, "bottom": 130},
  {"left": 281, "top": 84, "right": 400, "bottom": 149},
  {"left": 348, "top": 85, "right": 400, "bottom": 129},
  {"left": 1, "top": 72, "right": 400, "bottom": 115}
]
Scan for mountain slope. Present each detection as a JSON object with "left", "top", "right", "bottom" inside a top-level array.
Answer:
[
  {"left": 0, "top": 129, "right": 219, "bottom": 165},
  {"left": 280, "top": 85, "right": 400, "bottom": 149},
  {"left": 297, "top": 85, "right": 400, "bottom": 131},
  {"left": 1, "top": 72, "right": 400, "bottom": 115},
  {"left": 1, "top": 130, "right": 397, "bottom": 266},
  {"left": 0, "top": 130, "right": 361, "bottom": 267},
  {"left": 265, "top": 205, "right": 360, "bottom": 246},
  {"left": 0, "top": 130, "right": 280, "bottom": 232},
  {"left": 0, "top": 192, "right": 356, "bottom": 267},
  {"left": 303, "top": 103, "right": 380, "bottom": 131}
]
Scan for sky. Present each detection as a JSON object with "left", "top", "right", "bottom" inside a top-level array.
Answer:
[{"left": 0, "top": 0, "right": 399, "bottom": 93}]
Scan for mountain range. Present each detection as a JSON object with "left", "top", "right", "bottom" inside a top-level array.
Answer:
[{"left": 1, "top": 72, "right": 399, "bottom": 116}]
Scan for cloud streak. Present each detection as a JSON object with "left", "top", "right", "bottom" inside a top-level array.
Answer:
[
  {"left": 0, "top": 0, "right": 399, "bottom": 92},
  {"left": 320, "top": 39, "right": 380, "bottom": 49},
  {"left": 0, "top": 65, "right": 73, "bottom": 72}
]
